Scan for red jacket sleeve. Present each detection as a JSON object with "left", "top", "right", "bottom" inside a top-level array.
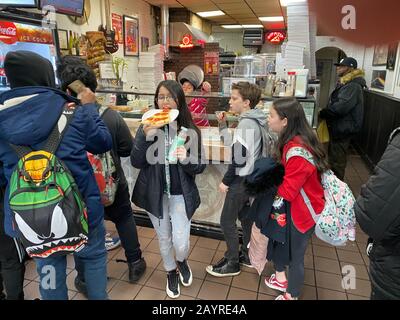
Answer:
[{"left": 277, "top": 156, "right": 316, "bottom": 202}]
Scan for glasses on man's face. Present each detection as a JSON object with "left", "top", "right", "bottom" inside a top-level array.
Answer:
[{"left": 157, "top": 95, "right": 174, "bottom": 102}]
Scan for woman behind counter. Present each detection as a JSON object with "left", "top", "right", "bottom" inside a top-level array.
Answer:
[{"left": 178, "top": 69, "right": 211, "bottom": 127}]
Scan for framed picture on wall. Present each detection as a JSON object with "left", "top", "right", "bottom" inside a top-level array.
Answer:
[
  {"left": 371, "top": 70, "right": 387, "bottom": 90},
  {"left": 123, "top": 15, "right": 139, "bottom": 56},
  {"left": 57, "top": 29, "right": 69, "bottom": 50},
  {"left": 373, "top": 45, "right": 389, "bottom": 66},
  {"left": 386, "top": 43, "right": 398, "bottom": 71}
]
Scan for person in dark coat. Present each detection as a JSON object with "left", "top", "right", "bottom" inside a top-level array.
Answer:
[
  {"left": 0, "top": 162, "right": 25, "bottom": 300},
  {"left": 0, "top": 51, "right": 112, "bottom": 300},
  {"left": 56, "top": 56, "right": 147, "bottom": 292},
  {"left": 131, "top": 80, "right": 205, "bottom": 299},
  {"left": 355, "top": 127, "right": 400, "bottom": 300},
  {"left": 244, "top": 157, "right": 290, "bottom": 266},
  {"left": 319, "top": 57, "right": 367, "bottom": 180}
]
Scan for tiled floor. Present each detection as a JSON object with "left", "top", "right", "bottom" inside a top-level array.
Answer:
[{"left": 22, "top": 151, "right": 372, "bottom": 300}]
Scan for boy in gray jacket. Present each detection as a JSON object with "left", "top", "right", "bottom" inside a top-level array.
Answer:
[{"left": 206, "top": 82, "right": 274, "bottom": 277}]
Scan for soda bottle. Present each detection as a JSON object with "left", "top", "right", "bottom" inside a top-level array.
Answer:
[{"left": 168, "top": 127, "right": 188, "bottom": 163}]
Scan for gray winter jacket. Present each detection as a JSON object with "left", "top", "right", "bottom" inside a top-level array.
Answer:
[{"left": 219, "top": 108, "right": 274, "bottom": 185}]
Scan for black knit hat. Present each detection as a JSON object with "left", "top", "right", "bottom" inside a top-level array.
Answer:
[{"left": 4, "top": 50, "right": 56, "bottom": 89}]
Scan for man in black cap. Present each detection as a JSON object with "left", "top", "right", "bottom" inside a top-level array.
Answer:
[{"left": 319, "top": 57, "right": 367, "bottom": 180}]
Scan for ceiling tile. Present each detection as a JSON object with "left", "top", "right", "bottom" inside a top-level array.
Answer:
[
  {"left": 145, "top": 0, "right": 182, "bottom": 7},
  {"left": 218, "top": 3, "right": 249, "bottom": 10}
]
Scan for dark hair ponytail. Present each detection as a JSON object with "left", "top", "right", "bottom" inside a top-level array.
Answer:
[{"left": 272, "top": 98, "right": 329, "bottom": 172}]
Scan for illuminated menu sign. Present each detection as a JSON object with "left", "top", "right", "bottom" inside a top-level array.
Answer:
[{"left": 266, "top": 31, "right": 286, "bottom": 44}]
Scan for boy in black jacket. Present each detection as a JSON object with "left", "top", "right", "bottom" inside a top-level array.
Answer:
[{"left": 57, "top": 56, "right": 146, "bottom": 291}]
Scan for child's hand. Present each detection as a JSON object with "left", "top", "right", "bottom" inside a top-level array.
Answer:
[
  {"left": 201, "top": 81, "right": 212, "bottom": 93},
  {"left": 215, "top": 111, "right": 226, "bottom": 123},
  {"left": 219, "top": 182, "right": 229, "bottom": 193},
  {"left": 175, "top": 146, "right": 188, "bottom": 162}
]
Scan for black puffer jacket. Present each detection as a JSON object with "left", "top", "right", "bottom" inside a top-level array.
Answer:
[
  {"left": 355, "top": 127, "right": 400, "bottom": 299},
  {"left": 320, "top": 69, "right": 367, "bottom": 141},
  {"left": 131, "top": 125, "right": 206, "bottom": 220}
]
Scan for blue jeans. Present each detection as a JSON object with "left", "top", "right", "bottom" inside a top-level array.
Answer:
[
  {"left": 148, "top": 195, "right": 191, "bottom": 272},
  {"left": 35, "top": 223, "right": 108, "bottom": 300}
]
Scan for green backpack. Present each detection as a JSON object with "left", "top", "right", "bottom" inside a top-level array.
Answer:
[{"left": 8, "top": 103, "right": 89, "bottom": 259}]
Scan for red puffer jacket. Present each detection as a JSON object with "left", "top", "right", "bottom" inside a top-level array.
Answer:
[{"left": 277, "top": 136, "right": 325, "bottom": 233}]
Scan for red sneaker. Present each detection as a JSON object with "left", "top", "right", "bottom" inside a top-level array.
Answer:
[{"left": 264, "top": 273, "right": 288, "bottom": 292}]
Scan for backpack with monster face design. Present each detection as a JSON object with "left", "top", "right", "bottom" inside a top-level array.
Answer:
[{"left": 8, "top": 103, "right": 89, "bottom": 259}]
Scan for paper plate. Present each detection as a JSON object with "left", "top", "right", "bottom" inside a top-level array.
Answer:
[{"left": 141, "top": 109, "right": 179, "bottom": 126}]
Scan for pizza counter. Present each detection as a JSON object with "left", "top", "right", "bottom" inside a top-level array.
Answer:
[{"left": 122, "top": 118, "right": 233, "bottom": 238}]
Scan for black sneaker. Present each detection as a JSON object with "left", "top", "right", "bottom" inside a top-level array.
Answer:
[
  {"left": 74, "top": 277, "right": 88, "bottom": 298},
  {"left": 177, "top": 260, "right": 193, "bottom": 287},
  {"left": 128, "top": 258, "right": 147, "bottom": 283},
  {"left": 239, "top": 251, "right": 253, "bottom": 268},
  {"left": 206, "top": 258, "right": 241, "bottom": 277},
  {"left": 0, "top": 292, "right": 6, "bottom": 300},
  {"left": 166, "top": 270, "right": 180, "bottom": 299}
]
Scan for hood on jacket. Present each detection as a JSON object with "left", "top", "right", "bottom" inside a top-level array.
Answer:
[
  {"left": 4, "top": 51, "right": 56, "bottom": 89},
  {"left": 0, "top": 87, "right": 77, "bottom": 146},
  {"left": 239, "top": 108, "right": 267, "bottom": 126},
  {"left": 340, "top": 68, "right": 367, "bottom": 87}
]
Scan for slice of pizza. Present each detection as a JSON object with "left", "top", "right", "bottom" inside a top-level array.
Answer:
[{"left": 142, "top": 109, "right": 171, "bottom": 125}]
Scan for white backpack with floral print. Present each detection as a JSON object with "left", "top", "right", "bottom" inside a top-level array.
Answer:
[{"left": 286, "top": 147, "right": 356, "bottom": 246}]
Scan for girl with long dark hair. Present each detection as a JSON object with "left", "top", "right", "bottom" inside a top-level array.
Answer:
[
  {"left": 131, "top": 80, "right": 205, "bottom": 299},
  {"left": 265, "top": 98, "right": 328, "bottom": 300}
]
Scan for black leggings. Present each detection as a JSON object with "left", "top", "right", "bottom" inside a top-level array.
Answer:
[
  {"left": 0, "top": 229, "right": 25, "bottom": 300},
  {"left": 273, "top": 222, "right": 314, "bottom": 298},
  {"left": 104, "top": 183, "right": 142, "bottom": 263}
]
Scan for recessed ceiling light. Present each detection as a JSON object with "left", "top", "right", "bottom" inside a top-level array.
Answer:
[
  {"left": 280, "top": 0, "right": 307, "bottom": 6},
  {"left": 242, "top": 25, "right": 264, "bottom": 28},
  {"left": 259, "top": 16, "right": 284, "bottom": 22},
  {"left": 221, "top": 25, "right": 243, "bottom": 29},
  {"left": 197, "top": 10, "right": 225, "bottom": 17}
]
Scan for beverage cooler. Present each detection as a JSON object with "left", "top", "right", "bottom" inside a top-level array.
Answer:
[{"left": 0, "top": 10, "right": 60, "bottom": 92}]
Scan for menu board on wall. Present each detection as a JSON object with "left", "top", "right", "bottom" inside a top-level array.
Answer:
[{"left": 204, "top": 52, "right": 219, "bottom": 75}]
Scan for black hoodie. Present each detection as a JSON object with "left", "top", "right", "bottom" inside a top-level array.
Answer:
[{"left": 4, "top": 50, "right": 56, "bottom": 88}]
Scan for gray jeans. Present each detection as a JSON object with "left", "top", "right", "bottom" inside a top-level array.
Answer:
[{"left": 148, "top": 195, "right": 191, "bottom": 272}]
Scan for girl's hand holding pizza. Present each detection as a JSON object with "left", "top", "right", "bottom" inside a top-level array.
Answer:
[{"left": 143, "top": 123, "right": 165, "bottom": 137}]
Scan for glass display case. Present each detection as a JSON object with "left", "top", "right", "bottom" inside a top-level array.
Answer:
[{"left": 233, "top": 54, "right": 268, "bottom": 77}]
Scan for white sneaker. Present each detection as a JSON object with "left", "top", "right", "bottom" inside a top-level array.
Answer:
[
  {"left": 105, "top": 233, "right": 121, "bottom": 251},
  {"left": 348, "top": 228, "right": 356, "bottom": 242}
]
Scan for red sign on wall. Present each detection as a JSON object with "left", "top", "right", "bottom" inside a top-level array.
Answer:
[
  {"left": 112, "top": 13, "right": 123, "bottom": 44},
  {"left": 266, "top": 31, "right": 286, "bottom": 44},
  {"left": 180, "top": 34, "right": 194, "bottom": 48},
  {"left": 204, "top": 52, "right": 219, "bottom": 75},
  {"left": 0, "top": 21, "right": 53, "bottom": 45},
  {"left": 0, "top": 21, "right": 18, "bottom": 45}
]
